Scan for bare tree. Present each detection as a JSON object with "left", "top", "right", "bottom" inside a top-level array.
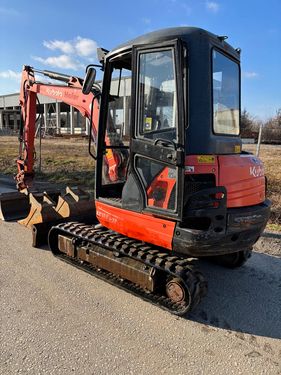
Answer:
[
  {"left": 240, "top": 109, "right": 259, "bottom": 138},
  {"left": 262, "top": 108, "right": 281, "bottom": 144}
]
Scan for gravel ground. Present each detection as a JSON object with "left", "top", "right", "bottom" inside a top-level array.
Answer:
[{"left": 0, "top": 221, "right": 281, "bottom": 375}]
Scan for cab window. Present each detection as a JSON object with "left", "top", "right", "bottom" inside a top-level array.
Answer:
[
  {"left": 213, "top": 50, "right": 240, "bottom": 135},
  {"left": 137, "top": 49, "right": 177, "bottom": 142}
]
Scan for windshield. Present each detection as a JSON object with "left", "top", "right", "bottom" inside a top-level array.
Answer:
[
  {"left": 137, "top": 49, "right": 177, "bottom": 141},
  {"left": 212, "top": 50, "right": 240, "bottom": 135}
]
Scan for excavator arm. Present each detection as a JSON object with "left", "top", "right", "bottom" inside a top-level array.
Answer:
[
  {"left": 16, "top": 65, "right": 121, "bottom": 190},
  {"left": 0, "top": 64, "right": 123, "bottom": 222}
]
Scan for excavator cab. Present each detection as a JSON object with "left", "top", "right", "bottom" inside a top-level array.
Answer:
[{"left": 93, "top": 27, "right": 271, "bottom": 260}]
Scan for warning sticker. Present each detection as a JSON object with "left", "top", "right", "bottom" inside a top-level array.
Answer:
[
  {"left": 234, "top": 145, "right": 241, "bottom": 153},
  {"left": 197, "top": 155, "right": 215, "bottom": 164},
  {"left": 144, "top": 117, "right": 152, "bottom": 131}
]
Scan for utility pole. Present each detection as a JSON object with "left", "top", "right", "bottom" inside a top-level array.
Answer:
[{"left": 256, "top": 122, "right": 263, "bottom": 157}]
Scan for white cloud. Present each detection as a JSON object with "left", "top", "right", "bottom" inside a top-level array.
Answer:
[
  {"left": 0, "top": 70, "right": 21, "bottom": 80},
  {"left": 243, "top": 71, "right": 259, "bottom": 79},
  {"left": 33, "top": 55, "right": 82, "bottom": 70},
  {"left": 31, "top": 36, "right": 98, "bottom": 72},
  {"left": 43, "top": 37, "right": 97, "bottom": 57},
  {"left": 206, "top": 1, "right": 219, "bottom": 13},
  {"left": 75, "top": 37, "right": 97, "bottom": 57},
  {"left": 43, "top": 40, "right": 74, "bottom": 54}
]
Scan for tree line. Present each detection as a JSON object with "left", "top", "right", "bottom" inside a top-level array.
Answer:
[{"left": 241, "top": 108, "right": 281, "bottom": 144}]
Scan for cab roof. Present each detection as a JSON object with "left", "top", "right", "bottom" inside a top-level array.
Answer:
[{"left": 108, "top": 26, "right": 240, "bottom": 60}]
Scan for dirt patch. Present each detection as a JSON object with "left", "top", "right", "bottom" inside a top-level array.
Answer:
[
  {"left": 254, "top": 232, "right": 281, "bottom": 257},
  {"left": 0, "top": 136, "right": 95, "bottom": 191}
]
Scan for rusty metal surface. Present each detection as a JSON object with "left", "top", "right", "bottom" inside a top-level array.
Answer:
[
  {"left": 166, "top": 278, "right": 186, "bottom": 303},
  {"left": 58, "top": 234, "right": 76, "bottom": 257},
  {"left": 58, "top": 234, "right": 156, "bottom": 291}
]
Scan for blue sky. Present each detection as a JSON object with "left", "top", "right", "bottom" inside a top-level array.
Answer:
[{"left": 0, "top": 0, "right": 280, "bottom": 120}]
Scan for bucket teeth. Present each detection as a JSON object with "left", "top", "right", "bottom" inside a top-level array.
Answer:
[
  {"left": 17, "top": 186, "right": 94, "bottom": 227},
  {"left": 3, "top": 185, "right": 95, "bottom": 246},
  {"left": 18, "top": 192, "right": 61, "bottom": 228},
  {"left": 30, "top": 187, "right": 95, "bottom": 248},
  {"left": 55, "top": 186, "right": 94, "bottom": 218}
]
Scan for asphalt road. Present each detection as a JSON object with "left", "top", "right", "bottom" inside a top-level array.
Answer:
[{"left": 1, "top": 220, "right": 281, "bottom": 375}]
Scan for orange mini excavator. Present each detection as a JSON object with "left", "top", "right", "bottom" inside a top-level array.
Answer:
[{"left": 1, "top": 27, "right": 271, "bottom": 315}]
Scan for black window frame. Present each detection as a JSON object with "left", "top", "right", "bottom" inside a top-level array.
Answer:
[
  {"left": 95, "top": 49, "right": 132, "bottom": 198},
  {"left": 130, "top": 39, "right": 187, "bottom": 221},
  {"left": 136, "top": 47, "right": 179, "bottom": 140},
  {"left": 133, "top": 40, "right": 186, "bottom": 147}
]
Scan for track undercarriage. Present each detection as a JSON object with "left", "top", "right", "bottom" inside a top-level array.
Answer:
[{"left": 48, "top": 222, "right": 207, "bottom": 315}]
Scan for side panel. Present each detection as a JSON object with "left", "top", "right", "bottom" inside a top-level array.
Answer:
[
  {"left": 218, "top": 155, "right": 265, "bottom": 207},
  {"left": 185, "top": 155, "right": 219, "bottom": 179},
  {"left": 96, "top": 201, "right": 175, "bottom": 250}
]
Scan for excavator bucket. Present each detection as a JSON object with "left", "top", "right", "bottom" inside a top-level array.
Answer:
[
  {"left": 0, "top": 191, "right": 30, "bottom": 221},
  {"left": 29, "top": 186, "right": 96, "bottom": 247},
  {"left": 18, "top": 192, "right": 61, "bottom": 228}
]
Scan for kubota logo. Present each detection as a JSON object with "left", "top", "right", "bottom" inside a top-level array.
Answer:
[
  {"left": 46, "top": 88, "right": 63, "bottom": 98},
  {"left": 249, "top": 166, "right": 264, "bottom": 177}
]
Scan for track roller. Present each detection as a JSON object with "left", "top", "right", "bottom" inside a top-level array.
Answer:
[{"left": 166, "top": 277, "right": 187, "bottom": 303}]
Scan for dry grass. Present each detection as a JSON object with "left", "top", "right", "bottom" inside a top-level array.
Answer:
[
  {"left": 1, "top": 136, "right": 280, "bottom": 230},
  {"left": 0, "top": 136, "right": 95, "bottom": 191},
  {"left": 243, "top": 144, "right": 281, "bottom": 230}
]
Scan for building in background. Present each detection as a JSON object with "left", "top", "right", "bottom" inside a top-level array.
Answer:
[{"left": 0, "top": 76, "right": 131, "bottom": 137}]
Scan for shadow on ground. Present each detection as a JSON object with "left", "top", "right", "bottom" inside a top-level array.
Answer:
[
  {"left": 31, "top": 233, "right": 281, "bottom": 340},
  {"left": 189, "top": 252, "right": 281, "bottom": 339},
  {"left": 35, "top": 236, "right": 281, "bottom": 340}
]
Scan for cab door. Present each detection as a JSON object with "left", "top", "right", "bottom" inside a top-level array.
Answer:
[{"left": 123, "top": 40, "right": 186, "bottom": 221}]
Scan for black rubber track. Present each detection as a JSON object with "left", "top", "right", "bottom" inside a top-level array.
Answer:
[{"left": 49, "top": 222, "right": 208, "bottom": 316}]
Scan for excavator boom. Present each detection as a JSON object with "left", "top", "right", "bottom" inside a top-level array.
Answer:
[{"left": 16, "top": 65, "right": 99, "bottom": 190}]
